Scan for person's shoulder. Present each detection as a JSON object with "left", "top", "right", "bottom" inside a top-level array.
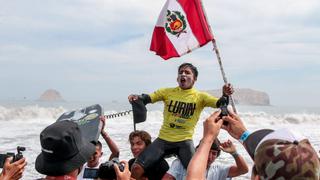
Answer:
[
  {"left": 170, "top": 158, "right": 184, "bottom": 168},
  {"left": 166, "top": 158, "right": 187, "bottom": 178},
  {"left": 163, "top": 87, "right": 178, "bottom": 91},
  {"left": 172, "top": 158, "right": 182, "bottom": 164},
  {"left": 197, "top": 90, "right": 214, "bottom": 96},
  {"left": 153, "top": 87, "right": 176, "bottom": 93}
]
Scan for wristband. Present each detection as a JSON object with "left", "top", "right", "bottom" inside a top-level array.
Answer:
[
  {"left": 239, "top": 130, "right": 250, "bottom": 144},
  {"left": 231, "top": 151, "right": 239, "bottom": 158}
]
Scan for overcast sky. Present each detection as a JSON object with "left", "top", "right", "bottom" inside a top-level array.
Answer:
[{"left": 0, "top": 0, "right": 319, "bottom": 107}]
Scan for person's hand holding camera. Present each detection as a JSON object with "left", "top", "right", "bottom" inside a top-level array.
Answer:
[
  {"left": 0, "top": 157, "right": 27, "bottom": 180},
  {"left": 203, "top": 110, "right": 223, "bottom": 143},
  {"left": 221, "top": 110, "right": 247, "bottom": 140},
  {"left": 114, "top": 160, "right": 131, "bottom": 180}
]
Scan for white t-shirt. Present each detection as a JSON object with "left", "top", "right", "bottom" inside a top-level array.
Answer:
[
  {"left": 167, "top": 159, "right": 231, "bottom": 180},
  {"left": 77, "top": 162, "right": 101, "bottom": 180}
]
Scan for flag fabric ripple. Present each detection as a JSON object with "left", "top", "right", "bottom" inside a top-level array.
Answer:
[{"left": 150, "top": 0, "right": 214, "bottom": 60}]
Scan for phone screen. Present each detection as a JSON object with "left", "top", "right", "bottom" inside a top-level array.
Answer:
[{"left": 83, "top": 168, "right": 99, "bottom": 179}]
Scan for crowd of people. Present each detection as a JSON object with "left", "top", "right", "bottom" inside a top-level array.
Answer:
[{"left": 1, "top": 63, "right": 319, "bottom": 180}]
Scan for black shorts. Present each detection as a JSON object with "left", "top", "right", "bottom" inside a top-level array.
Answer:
[{"left": 135, "top": 138, "right": 195, "bottom": 170}]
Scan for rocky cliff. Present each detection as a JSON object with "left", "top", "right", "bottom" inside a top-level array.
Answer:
[
  {"left": 38, "top": 89, "right": 64, "bottom": 101},
  {"left": 205, "top": 88, "right": 270, "bottom": 106}
]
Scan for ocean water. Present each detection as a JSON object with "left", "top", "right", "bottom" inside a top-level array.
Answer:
[{"left": 0, "top": 101, "right": 319, "bottom": 179}]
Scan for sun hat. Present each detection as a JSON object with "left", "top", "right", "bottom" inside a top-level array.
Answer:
[
  {"left": 35, "top": 120, "right": 95, "bottom": 176},
  {"left": 252, "top": 129, "right": 320, "bottom": 179}
]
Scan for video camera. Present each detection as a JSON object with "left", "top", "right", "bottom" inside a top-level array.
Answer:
[
  {"left": 0, "top": 146, "right": 25, "bottom": 168},
  {"left": 83, "top": 157, "right": 124, "bottom": 179}
]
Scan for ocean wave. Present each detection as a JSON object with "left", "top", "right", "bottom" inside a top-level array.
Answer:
[
  {"left": 0, "top": 106, "right": 319, "bottom": 125},
  {"left": 0, "top": 105, "right": 66, "bottom": 121},
  {"left": 232, "top": 112, "right": 320, "bottom": 125}
]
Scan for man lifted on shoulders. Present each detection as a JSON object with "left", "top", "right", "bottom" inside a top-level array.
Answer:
[{"left": 128, "top": 63, "right": 233, "bottom": 180}]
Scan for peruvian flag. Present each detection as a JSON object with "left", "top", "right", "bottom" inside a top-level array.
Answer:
[{"left": 150, "top": 0, "right": 214, "bottom": 60}]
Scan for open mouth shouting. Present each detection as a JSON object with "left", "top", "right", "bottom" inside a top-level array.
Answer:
[
  {"left": 177, "top": 66, "right": 196, "bottom": 89},
  {"left": 178, "top": 73, "right": 195, "bottom": 89},
  {"left": 180, "top": 76, "right": 186, "bottom": 84}
]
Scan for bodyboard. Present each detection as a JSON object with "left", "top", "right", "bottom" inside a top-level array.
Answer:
[{"left": 57, "top": 104, "right": 102, "bottom": 142}]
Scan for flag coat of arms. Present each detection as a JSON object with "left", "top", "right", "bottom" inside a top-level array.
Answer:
[{"left": 150, "top": 0, "right": 214, "bottom": 60}]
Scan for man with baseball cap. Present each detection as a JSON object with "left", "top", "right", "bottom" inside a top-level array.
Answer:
[
  {"left": 35, "top": 120, "right": 96, "bottom": 179},
  {"left": 222, "top": 110, "right": 320, "bottom": 179},
  {"left": 186, "top": 110, "right": 320, "bottom": 180}
]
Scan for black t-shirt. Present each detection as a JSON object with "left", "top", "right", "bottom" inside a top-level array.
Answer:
[{"left": 129, "top": 158, "right": 169, "bottom": 180}]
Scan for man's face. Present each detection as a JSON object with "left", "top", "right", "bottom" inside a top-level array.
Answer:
[
  {"left": 177, "top": 66, "right": 196, "bottom": 90},
  {"left": 130, "top": 136, "right": 147, "bottom": 158},
  {"left": 87, "top": 145, "right": 102, "bottom": 167},
  {"left": 207, "top": 150, "right": 218, "bottom": 168}
]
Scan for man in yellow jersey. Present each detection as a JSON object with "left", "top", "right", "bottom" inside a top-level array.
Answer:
[{"left": 128, "top": 63, "right": 233, "bottom": 180}]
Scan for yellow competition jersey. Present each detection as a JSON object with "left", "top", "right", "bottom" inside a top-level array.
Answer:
[{"left": 149, "top": 87, "right": 218, "bottom": 142}]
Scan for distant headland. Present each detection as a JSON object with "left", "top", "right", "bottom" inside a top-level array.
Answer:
[
  {"left": 205, "top": 88, "right": 270, "bottom": 106},
  {"left": 38, "top": 89, "right": 65, "bottom": 102}
]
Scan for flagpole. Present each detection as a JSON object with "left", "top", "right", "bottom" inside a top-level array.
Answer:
[
  {"left": 196, "top": 0, "right": 237, "bottom": 113},
  {"left": 211, "top": 40, "right": 237, "bottom": 114}
]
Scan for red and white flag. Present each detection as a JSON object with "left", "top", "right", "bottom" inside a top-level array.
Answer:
[{"left": 150, "top": 0, "right": 214, "bottom": 60}]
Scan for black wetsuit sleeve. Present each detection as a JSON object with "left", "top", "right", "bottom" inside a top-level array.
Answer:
[
  {"left": 216, "top": 95, "right": 229, "bottom": 107},
  {"left": 139, "top": 94, "right": 151, "bottom": 105}
]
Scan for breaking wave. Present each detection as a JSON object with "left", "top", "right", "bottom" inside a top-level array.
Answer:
[
  {"left": 237, "top": 111, "right": 320, "bottom": 125},
  {"left": 0, "top": 105, "right": 66, "bottom": 121},
  {"left": 0, "top": 105, "right": 319, "bottom": 125}
]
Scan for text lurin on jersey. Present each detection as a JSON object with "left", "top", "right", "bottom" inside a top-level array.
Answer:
[{"left": 168, "top": 100, "right": 196, "bottom": 119}]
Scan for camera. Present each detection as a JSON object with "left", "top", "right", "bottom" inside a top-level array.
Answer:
[
  {"left": 217, "top": 96, "right": 229, "bottom": 125},
  {"left": 82, "top": 158, "right": 124, "bottom": 179},
  {"left": 0, "top": 146, "right": 25, "bottom": 168},
  {"left": 98, "top": 158, "right": 124, "bottom": 179}
]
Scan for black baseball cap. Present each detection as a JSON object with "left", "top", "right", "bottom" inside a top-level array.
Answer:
[{"left": 35, "top": 120, "right": 95, "bottom": 176}]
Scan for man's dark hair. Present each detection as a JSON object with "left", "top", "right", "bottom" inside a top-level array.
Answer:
[
  {"left": 129, "top": 130, "right": 151, "bottom": 146},
  {"left": 211, "top": 139, "right": 221, "bottom": 157},
  {"left": 178, "top": 63, "right": 198, "bottom": 78},
  {"left": 196, "top": 138, "right": 221, "bottom": 157},
  {"left": 91, "top": 140, "right": 102, "bottom": 149}
]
